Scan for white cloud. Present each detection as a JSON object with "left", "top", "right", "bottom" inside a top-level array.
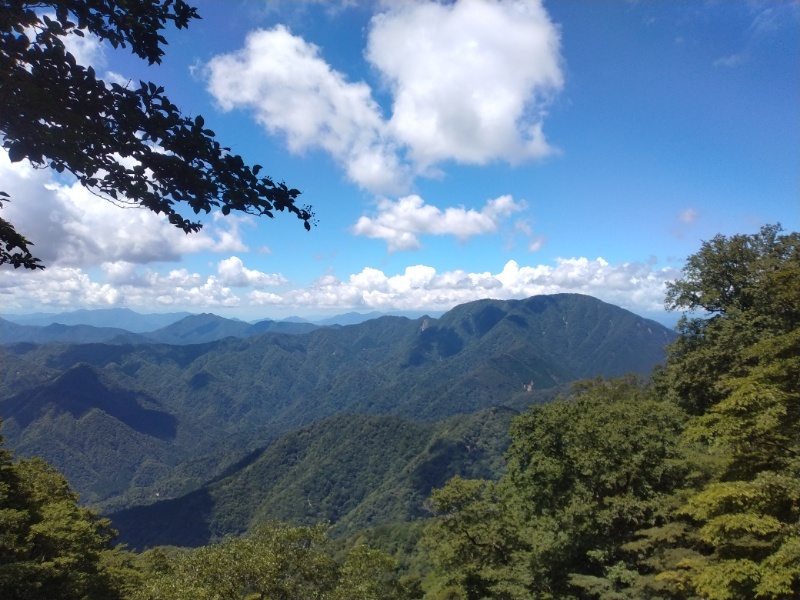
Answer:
[
  {"left": 204, "top": 25, "right": 407, "bottom": 193},
  {"left": 267, "top": 257, "right": 676, "bottom": 315},
  {"left": 367, "top": 0, "right": 563, "bottom": 169},
  {"left": 0, "top": 264, "right": 244, "bottom": 310},
  {"left": 202, "top": 0, "right": 563, "bottom": 193},
  {"left": 0, "top": 256, "right": 680, "bottom": 319},
  {"left": 351, "top": 194, "right": 526, "bottom": 251},
  {"left": 63, "top": 28, "right": 106, "bottom": 67},
  {"left": 217, "top": 256, "right": 289, "bottom": 287},
  {"left": 0, "top": 150, "right": 251, "bottom": 268}
]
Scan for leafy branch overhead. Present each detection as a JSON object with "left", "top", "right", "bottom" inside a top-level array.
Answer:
[{"left": 0, "top": 0, "right": 314, "bottom": 269}]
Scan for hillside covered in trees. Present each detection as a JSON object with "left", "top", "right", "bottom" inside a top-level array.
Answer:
[
  {"left": 422, "top": 224, "right": 799, "bottom": 599},
  {"left": 1, "top": 292, "right": 672, "bottom": 514},
  {"left": 1, "top": 224, "right": 797, "bottom": 600}
]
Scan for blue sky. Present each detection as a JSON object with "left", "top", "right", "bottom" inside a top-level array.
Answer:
[{"left": 1, "top": 0, "right": 797, "bottom": 324}]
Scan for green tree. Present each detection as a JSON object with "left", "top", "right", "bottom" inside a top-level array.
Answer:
[
  {"left": 654, "top": 225, "right": 800, "bottom": 599},
  {"left": 0, "top": 427, "right": 129, "bottom": 599},
  {"left": 423, "top": 476, "right": 527, "bottom": 600},
  {"left": 424, "top": 377, "right": 687, "bottom": 600},
  {"left": 658, "top": 224, "right": 797, "bottom": 415},
  {"left": 333, "top": 544, "right": 406, "bottom": 600},
  {"left": 1, "top": 1, "right": 312, "bottom": 269},
  {"left": 130, "top": 522, "right": 408, "bottom": 600}
]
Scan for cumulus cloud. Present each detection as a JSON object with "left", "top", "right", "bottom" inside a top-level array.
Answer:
[
  {"left": 0, "top": 264, "right": 243, "bottom": 310},
  {"left": 0, "top": 255, "right": 680, "bottom": 319},
  {"left": 351, "top": 194, "right": 526, "bottom": 251},
  {"left": 247, "top": 257, "right": 677, "bottom": 316},
  {"left": 204, "top": 25, "right": 407, "bottom": 193},
  {"left": 0, "top": 151, "right": 250, "bottom": 268},
  {"left": 217, "top": 256, "right": 289, "bottom": 287},
  {"left": 367, "top": 0, "right": 563, "bottom": 169},
  {"left": 202, "top": 0, "right": 563, "bottom": 193}
]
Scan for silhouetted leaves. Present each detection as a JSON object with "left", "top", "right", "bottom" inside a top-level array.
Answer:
[{"left": 0, "top": 1, "right": 313, "bottom": 269}]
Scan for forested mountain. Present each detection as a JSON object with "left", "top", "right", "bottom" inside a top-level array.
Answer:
[
  {"left": 110, "top": 408, "right": 516, "bottom": 550},
  {"left": 0, "top": 293, "right": 673, "bottom": 513},
  {"left": 143, "top": 313, "right": 320, "bottom": 344},
  {"left": 2, "top": 226, "right": 796, "bottom": 600},
  {"left": 0, "top": 317, "right": 148, "bottom": 345}
]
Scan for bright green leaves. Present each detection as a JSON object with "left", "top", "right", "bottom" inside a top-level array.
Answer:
[
  {"left": 334, "top": 544, "right": 407, "bottom": 600},
  {"left": 129, "top": 522, "right": 406, "bottom": 600},
  {"left": 0, "top": 432, "right": 125, "bottom": 600},
  {"left": 424, "top": 378, "right": 688, "bottom": 599},
  {"left": 659, "top": 225, "right": 800, "bottom": 415},
  {"left": 655, "top": 224, "right": 800, "bottom": 599}
]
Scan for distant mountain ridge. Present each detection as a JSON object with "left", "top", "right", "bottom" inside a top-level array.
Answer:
[
  {"left": 1, "top": 308, "right": 193, "bottom": 332},
  {"left": 1, "top": 308, "right": 447, "bottom": 345},
  {"left": 0, "top": 313, "right": 321, "bottom": 346},
  {"left": 0, "top": 293, "right": 676, "bottom": 542},
  {"left": 143, "top": 313, "right": 320, "bottom": 344},
  {"left": 0, "top": 318, "right": 147, "bottom": 345}
]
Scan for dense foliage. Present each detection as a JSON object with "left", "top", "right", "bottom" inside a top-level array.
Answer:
[
  {"left": 0, "top": 224, "right": 795, "bottom": 599},
  {"left": 110, "top": 409, "right": 515, "bottom": 550},
  {"left": 130, "top": 523, "right": 410, "bottom": 600},
  {"left": 420, "top": 224, "right": 799, "bottom": 599},
  {"left": 423, "top": 377, "right": 687, "bottom": 599},
  {"left": 0, "top": 0, "right": 312, "bottom": 269},
  {"left": 654, "top": 225, "right": 800, "bottom": 599},
  {"left": 0, "top": 428, "right": 131, "bottom": 599},
  {"left": 1, "top": 294, "right": 670, "bottom": 511}
]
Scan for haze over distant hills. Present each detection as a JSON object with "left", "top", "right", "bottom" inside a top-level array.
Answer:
[
  {"left": 1, "top": 308, "right": 194, "bottom": 332},
  {"left": 1, "top": 307, "right": 443, "bottom": 330},
  {"left": 0, "top": 308, "right": 446, "bottom": 345},
  {"left": 0, "top": 293, "right": 677, "bottom": 548}
]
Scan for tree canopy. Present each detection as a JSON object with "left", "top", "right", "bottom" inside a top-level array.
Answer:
[
  {"left": 0, "top": 223, "right": 796, "bottom": 599},
  {"left": 0, "top": 426, "right": 130, "bottom": 599},
  {"left": 421, "top": 224, "right": 799, "bottom": 599},
  {"left": 0, "top": 0, "right": 313, "bottom": 269}
]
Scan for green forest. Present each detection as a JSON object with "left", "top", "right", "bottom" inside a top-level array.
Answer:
[{"left": 1, "top": 224, "right": 797, "bottom": 599}]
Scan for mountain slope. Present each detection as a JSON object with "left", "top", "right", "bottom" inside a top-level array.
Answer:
[
  {"left": 0, "top": 318, "right": 148, "bottom": 345},
  {"left": 110, "top": 408, "right": 516, "bottom": 549},
  {"left": 1, "top": 294, "right": 675, "bottom": 511},
  {"left": 143, "top": 313, "right": 323, "bottom": 344}
]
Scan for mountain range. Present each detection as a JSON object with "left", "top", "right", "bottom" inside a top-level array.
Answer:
[
  {"left": 0, "top": 312, "right": 319, "bottom": 345},
  {"left": 0, "top": 294, "right": 677, "bottom": 548},
  {"left": 0, "top": 307, "right": 443, "bottom": 344}
]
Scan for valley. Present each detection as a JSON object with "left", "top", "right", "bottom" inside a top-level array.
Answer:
[{"left": 0, "top": 293, "right": 674, "bottom": 548}]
